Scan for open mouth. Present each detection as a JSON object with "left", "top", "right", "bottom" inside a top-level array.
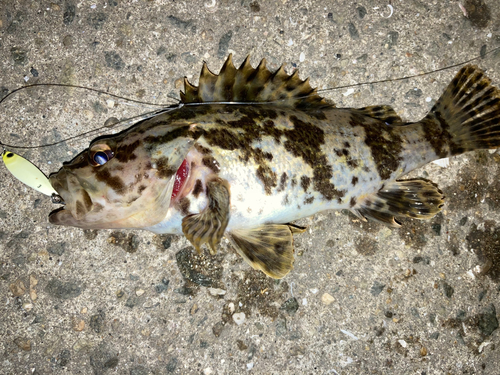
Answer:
[{"left": 171, "top": 159, "right": 189, "bottom": 199}]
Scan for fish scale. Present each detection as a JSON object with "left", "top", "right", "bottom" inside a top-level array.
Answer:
[{"left": 47, "top": 55, "right": 500, "bottom": 278}]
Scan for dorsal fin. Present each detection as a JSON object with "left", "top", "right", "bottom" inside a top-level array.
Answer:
[{"left": 180, "top": 54, "right": 333, "bottom": 110}]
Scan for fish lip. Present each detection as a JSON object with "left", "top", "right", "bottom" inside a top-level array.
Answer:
[{"left": 48, "top": 206, "right": 67, "bottom": 225}]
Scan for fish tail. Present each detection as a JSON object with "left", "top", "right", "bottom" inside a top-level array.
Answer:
[{"left": 422, "top": 65, "right": 500, "bottom": 158}]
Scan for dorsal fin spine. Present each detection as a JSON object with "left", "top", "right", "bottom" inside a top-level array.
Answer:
[{"left": 180, "top": 55, "right": 332, "bottom": 109}]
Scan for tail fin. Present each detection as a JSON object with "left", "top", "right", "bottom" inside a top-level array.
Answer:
[{"left": 422, "top": 65, "right": 500, "bottom": 158}]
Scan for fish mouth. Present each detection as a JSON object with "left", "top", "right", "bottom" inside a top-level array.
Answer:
[{"left": 48, "top": 169, "right": 94, "bottom": 226}]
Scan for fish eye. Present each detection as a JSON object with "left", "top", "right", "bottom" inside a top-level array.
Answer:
[
  {"left": 89, "top": 144, "right": 114, "bottom": 167},
  {"left": 93, "top": 151, "right": 110, "bottom": 165}
]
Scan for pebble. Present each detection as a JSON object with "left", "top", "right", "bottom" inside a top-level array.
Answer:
[
  {"left": 228, "top": 302, "right": 235, "bottom": 313},
  {"left": 22, "top": 303, "right": 33, "bottom": 311},
  {"left": 420, "top": 346, "right": 427, "bottom": 356},
  {"left": 106, "top": 99, "right": 115, "bottom": 108},
  {"left": 478, "top": 304, "right": 498, "bottom": 336},
  {"left": 72, "top": 317, "right": 85, "bottom": 332},
  {"left": 321, "top": 293, "right": 335, "bottom": 305},
  {"left": 190, "top": 304, "right": 199, "bottom": 315},
  {"left": 299, "top": 52, "right": 305, "bottom": 62},
  {"left": 73, "top": 339, "right": 93, "bottom": 352},
  {"left": 232, "top": 312, "right": 246, "bottom": 325},
  {"left": 280, "top": 297, "right": 299, "bottom": 315},
  {"left": 9, "top": 279, "right": 26, "bottom": 296},
  {"left": 81, "top": 307, "right": 88, "bottom": 314},
  {"left": 30, "top": 274, "right": 38, "bottom": 287},
  {"left": 45, "top": 278, "right": 83, "bottom": 300},
  {"left": 135, "top": 289, "right": 145, "bottom": 296},
  {"left": 14, "top": 337, "right": 31, "bottom": 351},
  {"left": 208, "top": 287, "right": 226, "bottom": 296}
]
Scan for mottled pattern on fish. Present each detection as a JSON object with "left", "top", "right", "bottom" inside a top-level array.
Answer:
[{"left": 49, "top": 56, "right": 500, "bottom": 278}]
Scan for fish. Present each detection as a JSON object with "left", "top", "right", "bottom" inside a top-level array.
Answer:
[{"left": 47, "top": 55, "right": 500, "bottom": 278}]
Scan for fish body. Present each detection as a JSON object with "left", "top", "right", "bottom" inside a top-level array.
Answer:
[{"left": 48, "top": 56, "right": 500, "bottom": 278}]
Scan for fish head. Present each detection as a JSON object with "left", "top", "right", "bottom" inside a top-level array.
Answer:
[{"left": 49, "top": 124, "right": 194, "bottom": 229}]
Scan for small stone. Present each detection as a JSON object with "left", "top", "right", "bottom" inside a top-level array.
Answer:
[
  {"left": 228, "top": 302, "right": 235, "bottom": 313},
  {"left": 441, "top": 281, "right": 454, "bottom": 298},
  {"left": 57, "top": 349, "right": 71, "bottom": 367},
  {"left": 212, "top": 321, "right": 224, "bottom": 337},
  {"left": 29, "top": 289, "right": 37, "bottom": 301},
  {"left": 125, "top": 296, "right": 139, "bottom": 308},
  {"left": 72, "top": 317, "right": 85, "bottom": 332},
  {"left": 14, "top": 337, "right": 31, "bottom": 351},
  {"left": 208, "top": 287, "right": 226, "bottom": 296},
  {"left": 165, "top": 357, "right": 178, "bottom": 373},
  {"left": 45, "top": 278, "right": 83, "bottom": 299},
  {"left": 236, "top": 339, "right": 248, "bottom": 350},
  {"left": 9, "top": 279, "right": 26, "bottom": 296},
  {"left": 81, "top": 307, "right": 88, "bottom": 314},
  {"left": 29, "top": 274, "right": 38, "bottom": 287},
  {"left": 104, "top": 51, "right": 125, "bottom": 70},
  {"left": 478, "top": 304, "right": 499, "bottom": 336},
  {"left": 190, "top": 303, "right": 199, "bottom": 315},
  {"left": 47, "top": 242, "right": 67, "bottom": 256},
  {"left": 370, "top": 281, "right": 385, "bottom": 296},
  {"left": 321, "top": 293, "right": 335, "bottom": 305},
  {"left": 420, "top": 346, "right": 427, "bottom": 356},
  {"left": 289, "top": 345, "right": 305, "bottom": 356},
  {"left": 348, "top": 23, "right": 359, "bottom": 39},
  {"left": 155, "top": 278, "right": 170, "bottom": 294},
  {"left": 232, "top": 312, "right": 246, "bottom": 325},
  {"left": 89, "top": 310, "right": 106, "bottom": 333},
  {"left": 275, "top": 318, "right": 287, "bottom": 336},
  {"left": 280, "top": 297, "right": 299, "bottom": 315},
  {"left": 73, "top": 339, "right": 92, "bottom": 352},
  {"left": 62, "top": 34, "right": 73, "bottom": 47},
  {"left": 130, "top": 365, "right": 149, "bottom": 375},
  {"left": 22, "top": 302, "right": 33, "bottom": 311},
  {"left": 135, "top": 289, "right": 145, "bottom": 296}
]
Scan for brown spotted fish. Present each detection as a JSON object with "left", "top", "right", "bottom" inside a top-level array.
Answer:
[{"left": 48, "top": 55, "right": 500, "bottom": 278}]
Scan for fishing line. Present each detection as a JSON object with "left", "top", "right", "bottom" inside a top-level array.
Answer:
[
  {"left": 0, "top": 107, "right": 179, "bottom": 150},
  {"left": 0, "top": 83, "right": 178, "bottom": 108},
  {"left": 1, "top": 46, "right": 498, "bottom": 151}
]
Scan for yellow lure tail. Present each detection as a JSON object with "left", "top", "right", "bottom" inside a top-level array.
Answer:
[{"left": 2, "top": 150, "right": 58, "bottom": 196}]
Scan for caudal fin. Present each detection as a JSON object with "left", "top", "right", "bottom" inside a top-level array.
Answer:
[{"left": 422, "top": 65, "right": 500, "bottom": 158}]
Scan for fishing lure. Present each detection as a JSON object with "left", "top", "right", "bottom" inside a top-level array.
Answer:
[{"left": 2, "top": 150, "right": 58, "bottom": 197}]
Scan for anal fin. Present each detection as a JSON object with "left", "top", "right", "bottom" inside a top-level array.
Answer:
[
  {"left": 182, "top": 178, "right": 230, "bottom": 254},
  {"left": 229, "top": 224, "right": 298, "bottom": 279},
  {"left": 354, "top": 179, "right": 445, "bottom": 227}
]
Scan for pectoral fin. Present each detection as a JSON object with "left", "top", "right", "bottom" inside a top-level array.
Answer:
[
  {"left": 229, "top": 224, "right": 298, "bottom": 279},
  {"left": 353, "top": 179, "right": 445, "bottom": 227},
  {"left": 182, "top": 178, "right": 230, "bottom": 254}
]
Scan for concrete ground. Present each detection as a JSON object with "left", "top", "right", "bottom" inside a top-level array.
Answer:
[{"left": 1, "top": 0, "right": 500, "bottom": 374}]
